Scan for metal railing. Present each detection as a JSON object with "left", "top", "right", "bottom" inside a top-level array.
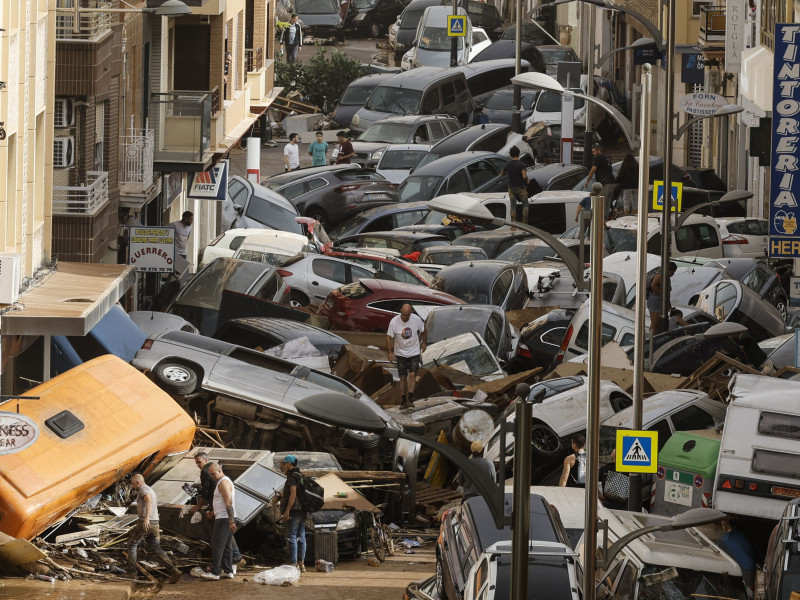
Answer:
[
  {"left": 151, "top": 91, "right": 211, "bottom": 163},
  {"left": 699, "top": 5, "right": 726, "bottom": 46},
  {"left": 246, "top": 47, "right": 264, "bottom": 72},
  {"left": 121, "top": 128, "right": 154, "bottom": 187},
  {"left": 53, "top": 171, "right": 109, "bottom": 215},
  {"left": 55, "top": 1, "right": 112, "bottom": 42},
  {"left": 210, "top": 86, "right": 220, "bottom": 114}
]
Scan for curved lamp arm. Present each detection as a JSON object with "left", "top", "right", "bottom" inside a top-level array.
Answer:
[{"left": 674, "top": 105, "right": 744, "bottom": 140}]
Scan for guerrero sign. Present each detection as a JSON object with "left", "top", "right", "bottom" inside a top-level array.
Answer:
[
  {"left": 128, "top": 227, "right": 176, "bottom": 273},
  {"left": 0, "top": 412, "right": 39, "bottom": 455},
  {"left": 770, "top": 24, "right": 800, "bottom": 258}
]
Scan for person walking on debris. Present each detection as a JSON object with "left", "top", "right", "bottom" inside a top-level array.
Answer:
[
  {"left": 647, "top": 261, "right": 677, "bottom": 333},
  {"left": 387, "top": 303, "right": 426, "bottom": 409},
  {"left": 278, "top": 455, "right": 307, "bottom": 573},
  {"left": 501, "top": 146, "right": 529, "bottom": 223},
  {"left": 559, "top": 434, "right": 587, "bottom": 488},
  {"left": 189, "top": 452, "right": 246, "bottom": 572},
  {"left": 128, "top": 474, "right": 182, "bottom": 583},
  {"left": 198, "top": 463, "right": 238, "bottom": 580}
]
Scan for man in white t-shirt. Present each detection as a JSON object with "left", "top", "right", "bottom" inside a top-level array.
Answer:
[
  {"left": 386, "top": 304, "right": 426, "bottom": 408},
  {"left": 284, "top": 133, "right": 300, "bottom": 171}
]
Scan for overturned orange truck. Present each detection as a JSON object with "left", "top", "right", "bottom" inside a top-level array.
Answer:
[{"left": 0, "top": 355, "right": 195, "bottom": 540}]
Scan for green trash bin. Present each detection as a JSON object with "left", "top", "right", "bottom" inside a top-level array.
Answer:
[{"left": 651, "top": 430, "right": 721, "bottom": 517}]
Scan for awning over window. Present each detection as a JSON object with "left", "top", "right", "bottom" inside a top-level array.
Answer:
[{"left": 0, "top": 263, "right": 135, "bottom": 336}]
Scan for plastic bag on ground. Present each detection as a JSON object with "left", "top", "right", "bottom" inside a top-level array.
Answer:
[{"left": 253, "top": 564, "right": 301, "bottom": 585}]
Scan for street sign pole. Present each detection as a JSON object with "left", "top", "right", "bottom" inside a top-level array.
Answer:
[
  {"left": 450, "top": 0, "right": 458, "bottom": 67},
  {"left": 561, "top": 91, "right": 574, "bottom": 165}
]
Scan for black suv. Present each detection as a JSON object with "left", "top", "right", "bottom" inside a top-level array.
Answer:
[
  {"left": 436, "top": 493, "right": 571, "bottom": 600},
  {"left": 345, "top": 0, "right": 410, "bottom": 37}
]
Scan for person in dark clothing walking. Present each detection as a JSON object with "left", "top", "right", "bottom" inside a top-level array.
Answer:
[
  {"left": 334, "top": 130, "right": 355, "bottom": 164},
  {"left": 280, "top": 15, "right": 303, "bottom": 63},
  {"left": 584, "top": 143, "right": 615, "bottom": 205},
  {"left": 278, "top": 455, "right": 307, "bottom": 573},
  {"left": 559, "top": 434, "right": 586, "bottom": 487},
  {"left": 615, "top": 153, "right": 639, "bottom": 216},
  {"left": 501, "top": 146, "right": 530, "bottom": 223}
]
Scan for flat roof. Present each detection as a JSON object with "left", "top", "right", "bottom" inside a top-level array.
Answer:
[{"left": 1, "top": 262, "right": 135, "bottom": 336}]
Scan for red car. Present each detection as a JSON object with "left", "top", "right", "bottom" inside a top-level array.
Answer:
[{"left": 318, "top": 278, "right": 465, "bottom": 332}]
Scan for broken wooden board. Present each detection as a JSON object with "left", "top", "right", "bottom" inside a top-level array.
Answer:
[
  {"left": 0, "top": 534, "right": 47, "bottom": 566},
  {"left": 55, "top": 527, "right": 102, "bottom": 544}
]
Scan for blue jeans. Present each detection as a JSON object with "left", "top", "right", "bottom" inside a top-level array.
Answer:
[{"left": 286, "top": 512, "right": 307, "bottom": 564}]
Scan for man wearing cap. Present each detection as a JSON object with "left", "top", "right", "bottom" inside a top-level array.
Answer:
[{"left": 278, "top": 455, "right": 307, "bottom": 572}]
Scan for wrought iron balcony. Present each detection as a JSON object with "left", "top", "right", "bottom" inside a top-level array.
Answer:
[
  {"left": 53, "top": 171, "right": 109, "bottom": 215},
  {"left": 699, "top": 5, "right": 726, "bottom": 47},
  {"left": 56, "top": 1, "right": 113, "bottom": 42},
  {"left": 151, "top": 91, "right": 212, "bottom": 165},
  {"left": 246, "top": 47, "right": 264, "bottom": 72},
  {"left": 121, "top": 128, "right": 155, "bottom": 191}
]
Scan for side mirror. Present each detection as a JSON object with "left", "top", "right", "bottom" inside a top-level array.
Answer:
[{"left": 234, "top": 204, "right": 244, "bottom": 214}]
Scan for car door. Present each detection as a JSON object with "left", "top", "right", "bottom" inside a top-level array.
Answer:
[
  {"left": 224, "top": 178, "right": 251, "bottom": 229},
  {"left": 468, "top": 159, "right": 505, "bottom": 192},
  {"left": 309, "top": 256, "right": 352, "bottom": 303},
  {"left": 445, "top": 168, "right": 472, "bottom": 194},
  {"left": 393, "top": 209, "right": 428, "bottom": 227}
]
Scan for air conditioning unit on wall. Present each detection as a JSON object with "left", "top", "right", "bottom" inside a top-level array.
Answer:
[
  {"left": 54, "top": 98, "right": 75, "bottom": 128},
  {"left": 0, "top": 254, "right": 21, "bottom": 305},
  {"left": 53, "top": 137, "right": 74, "bottom": 168}
]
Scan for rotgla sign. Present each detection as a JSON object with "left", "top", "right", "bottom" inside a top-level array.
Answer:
[{"left": 0, "top": 412, "right": 39, "bottom": 455}]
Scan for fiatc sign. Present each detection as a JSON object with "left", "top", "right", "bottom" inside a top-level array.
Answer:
[
  {"left": 770, "top": 24, "right": 800, "bottom": 259},
  {"left": 0, "top": 412, "right": 39, "bottom": 455}
]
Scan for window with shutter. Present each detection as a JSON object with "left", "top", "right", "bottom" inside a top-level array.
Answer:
[{"left": 174, "top": 25, "right": 211, "bottom": 91}]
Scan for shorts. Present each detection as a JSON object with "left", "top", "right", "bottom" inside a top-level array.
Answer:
[
  {"left": 508, "top": 187, "right": 528, "bottom": 207},
  {"left": 646, "top": 292, "right": 660, "bottom": 313},
  {"left": 621, "top": 189, "right": 636, "bottom": 212},
  {"left": 396, "top": 354, "right": 420, "bottom": 377}
]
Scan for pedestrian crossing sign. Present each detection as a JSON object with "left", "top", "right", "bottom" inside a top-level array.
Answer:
[
  {"left": 615, "top": 430, "right": 658, "bottom": 473},
  {"left": 651, "top": 180, "right": 683, "bottom": 212},
  {"left": 447, "top": 15, "right": 466, "bottom": 36}
]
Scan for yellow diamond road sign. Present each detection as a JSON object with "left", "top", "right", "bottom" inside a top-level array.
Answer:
[
  {"left": 447, "top": 15, "right": 466, "bottom": 36},
  {"left": 615, "top": 430, "right": 658, "bottom": 473}
]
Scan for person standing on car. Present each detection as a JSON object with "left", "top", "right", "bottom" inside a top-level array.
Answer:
[
  {"left": 583, "top": 143, "right": 615, "bottom": 205},
  {"left": 559, "top": 434, "right": 587, "bottom": 487},
  {"left": 308, "top": 131, "right": 329, "bottom": 167},
  {"left": 284, "top": 133, "right": 301, "bottom": 171},
  {"left": 278, "top": 455, "right": 307, "bottom": 573},
  {"left": 647, "top": 261, "right": 677, "bottom": 333},
  {"left": 199, "top": 462, "right": 237, "bottom": 580},
  {"left": 189, "top": 452, "right": 245, "bottom": 572},
  {"left": 334, "top": 130, "right": 355, "bottom": 164},
  {"left": 281, "top": 15, "right": 302, "bottom": 63},
  {"left": 615, "top": 153, "right": 639, "bottom": 216},
  {"left": 501, "top": 146, "right": 530, "bottom": 224},
  {"left": 387, "top": 304, "right": 426, "bottom": 409},
  {"left": 128, "top": 474, "right": 183, "bottom": 583}
]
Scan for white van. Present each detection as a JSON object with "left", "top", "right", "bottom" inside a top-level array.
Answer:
[
  {"left": 555, "top": 299, "right": 636, "bottom": 363},
  {"left": 714, "top": 374, "right": 800, "bottom": 520},
  {"left": 401, "top": 6, "right": 472, "bottom": 70},
  {"left": 584, "top": 506, "right": 747, "bottom": 600}
]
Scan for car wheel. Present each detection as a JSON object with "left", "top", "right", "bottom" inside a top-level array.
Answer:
[
  {"left": 435, "top": 555, "right": 447, "bottom": 600},
  {"left": 289, "top": 290, "right": 310, "bottom": 308},
  {"left": 777, "top": 299, "right": 788, "bottom": 321},
  {"left": 610, "top": 394, "right": 632, "bottom": 412},
  {"left": 306, "top": 207, "right": 328, "bottom": 229},
  {"left": 154, "top": 362, "right": 199, "bottom": 395},
  {"left": 530, "top": 420, "right": 561, "bottom": 456},
  {"left": 342, "top": 429, "right": 381, "bottom": 449},
  {"left": 368, "top": 22, "right": 381, "bottom": 38}
]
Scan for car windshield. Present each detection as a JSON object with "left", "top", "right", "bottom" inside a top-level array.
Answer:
[
  {"left": 358, "top": 123, "right": 414, "bottom": 143},
  {"left": 397, "top": 176, "right": 442, "bottom": 202},
  {"left": 537, "top": 90, "right": 585, "bottom": 112},
  {"left": 340, "top": 85, "right": 376, "bottom": 106},
  {"left": 638, "top": 566, "right": 747, "bottom": 600},
  {"left": 244, "top": 194, "right": 303, "bottom": 233},
  {"left": 497, "top": 243, "right": 555, "bottom": 263},
  {"left": 541, "top": 49, "right": 578, "bottom": 64},
  {"left": 178, "top": 260, "right": 270, "bottom": 310},
  {"left": 329, "top": 213, "right": 371, "bottom": 239},
  {"left": 605, "top": 227, "right": 637, "bottom": 253},
  {"left": 352, "top": 0, "right": 377, "bottom": 7},
  {"left": 413, "top": 152, "right": 442, "bottom": 170},
  {"left": 423, "top": 344, "right": 499, "bottom": 376},
  {"left": 234, "top": 249, "right": 296, "bottom": 265},
  {"left": 295, "top": 0, "right": 337, "bottom": 14},
  {"left": 399, "top": 9, "right": 424, "bottom": 29},
  {"left": 419, "top": 27, "right": 464, "bottom": 51},
  {"left": 725, "top": 220, "right": 769, "bottom": 236},
  {"left": 379, "top": 149, "right": 428, "bottom": 170},
  {"left": 364, "top": 86, "right": 423, "bottom": 114},
  {"left": 493, "top": 556, "right": 575, "bottom": 600}
]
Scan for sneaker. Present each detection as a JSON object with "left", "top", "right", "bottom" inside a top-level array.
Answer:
[
  {"left": 297, "top": 561, "right": 306, "bottom": 573},
  {"left": 198, "top": 571, "right": 220, "bottom": 580},
  {"left": 236, "top": 558, "right": 247, "bottom": 569},
  {"left": 222, "top": 572, "right": 234, "bottom": 579},
  {"left": 231, "top": 565, "right": 237, "bottom": 575}
]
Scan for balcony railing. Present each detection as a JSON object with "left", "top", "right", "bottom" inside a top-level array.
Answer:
[
  {"left": 151, "top": 91, "right": 211, "bottom": 164},
  {"left": 121, "top": 128, "right": 155, "bottom": 188},
  {"left": 246, "top": 47, "right": 264, "bottom": 72},
  {"left": 210, "top": 86, "right": 221, "bottom": 114},
  {"left": 55, "top": 1, "right": 113, "bottom": 42},
  {"left": 699, "top": 5, "right": 726, "bottom": 46},
  {"left": 53, "top": 171, "right": 109, "bottom": 215}
]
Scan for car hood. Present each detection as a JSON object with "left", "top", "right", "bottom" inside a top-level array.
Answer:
[
  {"left": 352, "top": 108, "right": 398, "bottom": 132},
  {"left": 299, "top": 14, "right": 342, "bottom": 26},
  {"left": 332, "top": 104, "right": 363, "bottom": 128}
]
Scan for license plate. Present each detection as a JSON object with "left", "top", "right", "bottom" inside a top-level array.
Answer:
[
  {"left": 364, "top": 193, "right": 389, "bottom": 200},
  {"left": 772, "top": 486, "right": 800, "bottom": 498}
]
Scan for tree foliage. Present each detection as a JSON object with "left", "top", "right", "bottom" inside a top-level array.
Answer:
[{"left": 275, "top": 49, "right": 364, "bottom": 110}]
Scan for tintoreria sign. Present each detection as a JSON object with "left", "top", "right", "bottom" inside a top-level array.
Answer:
[{"left": 770, "top": 24, "right": 800, "bottom": 258}]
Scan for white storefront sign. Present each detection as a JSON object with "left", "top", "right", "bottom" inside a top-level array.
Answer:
[
  {"left": 679, "top": 93, "right": 730, "bottom": 116},
  {"left": 128, "top": 227, "right": 176, "bottom": 273}
]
